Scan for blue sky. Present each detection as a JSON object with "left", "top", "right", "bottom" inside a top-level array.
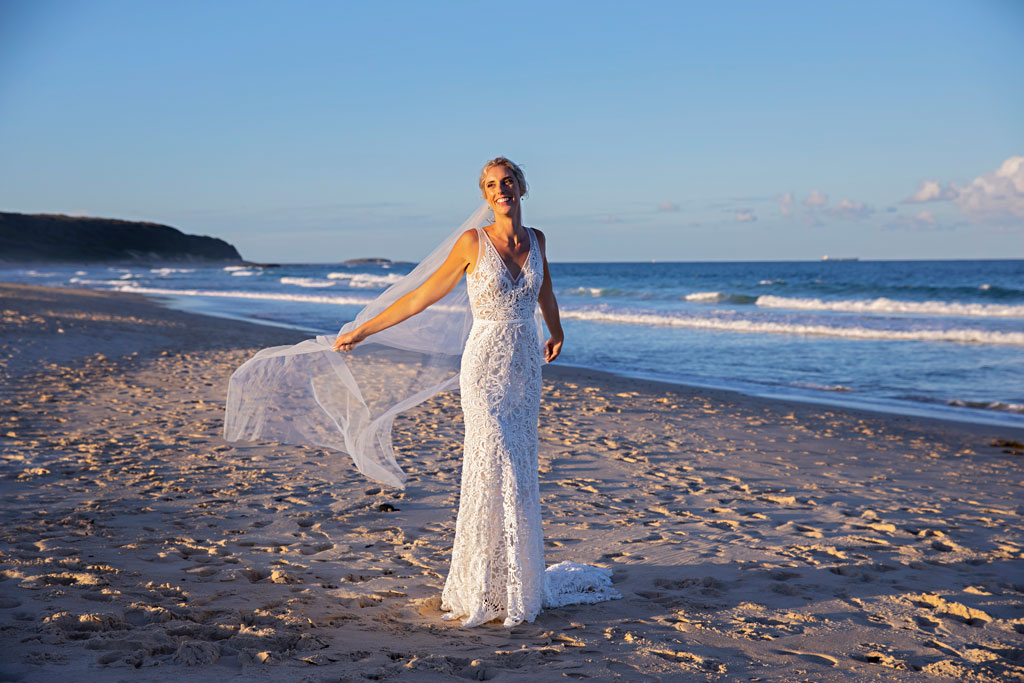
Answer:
[{"left": 2, "top": 0, "right": 1022, "bottom": 262}]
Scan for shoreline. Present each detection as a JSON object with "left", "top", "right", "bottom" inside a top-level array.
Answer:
[
  {"left": 542, "top": 362, "right": 1024, "bottom": 444},
  {"left": 87, "top": 282, "right": 1024, "bottom": 431},
  {"left": 6, "top": 281, "right": 1021, "bottom": 447},
  {"left": 2, "top": 282, "right": 1023, "bottom": 681}
]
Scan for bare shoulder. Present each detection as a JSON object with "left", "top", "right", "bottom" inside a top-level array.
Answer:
[
  {"left": 531, "top": 227, "right": 548, "bottom": 253},
  {"left": 454, "top": 228, "right": 479, "bottom": 254},
  {"left": 450, "top": 228, "right": 480, "bottom": 273}
]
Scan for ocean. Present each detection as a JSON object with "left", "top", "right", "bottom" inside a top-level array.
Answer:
[{"left": 5, "top": 258, "right": 1023, "bottom": 428}]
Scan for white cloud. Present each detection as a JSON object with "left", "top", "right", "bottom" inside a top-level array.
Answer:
[
  {"left": 827, "top": 199, "right": 874, "bottom": 220},
  {"left": 953, "top": 155, "right": 1024, "bottom": 220},
  {"left": 736, "top": 209, "right": 757, "bottom": 222},
  {"left": 903, "top": 156, "right": 1024, "bottom": 226},
  {"left": 778, "top": 192, "right": 794, "bottom": 217},
  {"left": 883, "top": 210, "right": 951, "bottom": 232},
  {"left": 658, "top": 201, "right": 679, "bottom": 212},
  {"left": 782, "top": 188, "right": 874, "bottom": 225},
  {"left": 914, "top": 210, "right": 937, "bottom": 227},
  {"left": 802, "top": 189, "right": 828, "bottom": 208},
  {"left": 904, "top": 179, "right": 958, "bottom": 203}
]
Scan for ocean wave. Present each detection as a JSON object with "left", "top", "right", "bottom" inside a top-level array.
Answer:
[
  {"left": 684, "top": 291, "right": 758, "bottom": 305},
  {"left": 111, "top": 284, "right": 375, "bottom": 306},
  {"left": 280, "top": 276, "right": 336, "bottom": 288},
  {"left": 792, "top": 382, "right": 853, "bottom": 393},
  {"left": 564, "top": 286, "right": 626, "bottom": 297},
  {"left": 756, "top": 295, "right": 1024, "bottom": 318},
  {"left": 947, "top": 399, "right": 1024, "bottom": 414},
  {"left": 230, "top": 270, "right": 257, "bottom": 277},
  {"left": 223, "top": 265, "right": 251, "bottom": 272},
  {"left": 69, "top": 277, "right": 132, "bottom": 286},
  {"left": 326, "top": 272, "right": 404, "bottom": 288},
  {"left": 875, "top": 282, "right": 1024, "bottom": 299},
  {"left": 150, "top": 267, "right": 196, "bottom": 276},
  {"left": 974, "top": 284, "right": 1024, "bottom": 297},
  {"left": 560, "top": 307, "right": 1024, "bottom": 346}
]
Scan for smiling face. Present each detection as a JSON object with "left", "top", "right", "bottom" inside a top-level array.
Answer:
[{"left": 481, "top": 164, "right": 522, "bottom": 216}]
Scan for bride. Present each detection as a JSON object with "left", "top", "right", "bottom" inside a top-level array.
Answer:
[{"left": 227, "top": 158, "right": 618, "bottom": 627}]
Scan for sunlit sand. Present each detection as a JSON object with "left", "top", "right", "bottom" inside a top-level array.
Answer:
[{"left": 2, "top": 283, "right": 1022, "bottom": 681}]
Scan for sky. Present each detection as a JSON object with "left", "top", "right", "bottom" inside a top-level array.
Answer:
[{"left": 1, "top": 0, "right": 1022, "bottom": 262}]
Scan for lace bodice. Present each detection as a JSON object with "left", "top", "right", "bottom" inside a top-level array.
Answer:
[{"left": 467, "top": 227, "right": 542, "bottom": 322}]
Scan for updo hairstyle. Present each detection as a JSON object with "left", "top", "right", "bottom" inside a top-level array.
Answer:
[{"left": 478, "top": 157, "right": 528, "bottom": 199}]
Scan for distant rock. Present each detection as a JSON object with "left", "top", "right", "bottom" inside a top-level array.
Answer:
[
  {"left": 343, "top": 257, "right": 392, "bottom": 265},
  {"left": 0, "top": 212, "right": 242, "bottom": 263}
]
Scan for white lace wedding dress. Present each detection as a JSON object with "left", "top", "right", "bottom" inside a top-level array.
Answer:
[{"left": 440, "top": 226, "right": 620, "bottom": 628}]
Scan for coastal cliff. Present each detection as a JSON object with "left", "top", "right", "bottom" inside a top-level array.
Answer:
[{"left": 0, "top": 212, "right": 242, "bottom": 263}]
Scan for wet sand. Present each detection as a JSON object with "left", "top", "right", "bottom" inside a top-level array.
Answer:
[{"left": 1, "top": 282, "right": 1022, "bottom": 682}]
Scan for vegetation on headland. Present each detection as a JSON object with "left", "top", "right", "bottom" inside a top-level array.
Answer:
[{"left": 0, "top": 212, "right": 242, "bottom": 263}]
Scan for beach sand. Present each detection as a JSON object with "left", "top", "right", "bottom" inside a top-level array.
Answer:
[{"left": 2, "top": 282, "right": 1022, "bottom": 682}]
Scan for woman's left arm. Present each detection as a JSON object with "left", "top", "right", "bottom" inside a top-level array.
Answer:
[{"left": 535, "top": 229, "right": 564, "bottom": 363}]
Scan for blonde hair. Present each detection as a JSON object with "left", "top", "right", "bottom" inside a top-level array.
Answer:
[{"left": 478, "top": 157, "right": 528, "bottom": 199}]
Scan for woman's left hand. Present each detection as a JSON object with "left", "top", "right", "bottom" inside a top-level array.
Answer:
[{"left": 543, "top": 337, "right": 563, "bottom": 363}]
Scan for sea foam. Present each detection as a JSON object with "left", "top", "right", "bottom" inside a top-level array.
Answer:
[
  {"left": 150, "top": 267, "right": 196, "bottom": 276},
  {"left": 326, "top": 272, "right": 403, "bottom": 288},
  {"left": 112, "top": 284, "right": 374, "bottom": 306},
  {"left": 684, "top": 291, "right": 759, "bottom": 305},
  {"left": 280, "top": 276, "right": 336, "bottom": 288},
  {"left": 756, "top": 295, "right": 1024, "bottom": 318},
  {"left": 560, "top": 308, "right": 1024, "bottom": 346}
]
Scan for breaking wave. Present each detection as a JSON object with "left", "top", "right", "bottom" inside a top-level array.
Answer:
[
  {"left": 150, "top": 267, "right": 196, "bottom": 275},
  {"left": 280, "top": 276, "right": 336, "bottom": 288},
  {"left": 560, "top": 307, "right": 1024, "bottom": 346},
  {"left": 111, "top": 284, "right": 374, "bottom": 306},
  {"left": 684, "top": 291, "right": 758, "bottom": 305},
  {"left": 946, "top": 399, "right": 1024, "bottom": 414},
  {"left": 564, "top": 286, "right": 627, "bottom": 297},
  {"left": 756, "top": 295, "right": 1024, "bottom": 318},
  {"left": 327, "top": 272, "right": 404, "bottom": 288}
]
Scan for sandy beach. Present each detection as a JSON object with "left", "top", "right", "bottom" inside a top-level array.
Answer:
[{"left": 1, "top": 282, "right": 1022, "bottom": 682}]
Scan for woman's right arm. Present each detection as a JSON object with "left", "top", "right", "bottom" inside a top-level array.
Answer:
[{"left": 333, "top": 229, "right": 478, "bottom": 352}]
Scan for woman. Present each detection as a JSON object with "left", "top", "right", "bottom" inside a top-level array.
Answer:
[
  {"left": 227, "top": 158, "right": 618, "bottom": 627},
  {"left": 334, "top": 158, "right": 566, "bottom": 626}
]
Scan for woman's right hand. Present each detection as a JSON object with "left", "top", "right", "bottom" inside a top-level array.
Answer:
[
  {"left": 333, "top": 328, "right": 365, "bottom": 352},
  {"left": 331, "top": 230, "right": 477, "bottom": 354}
]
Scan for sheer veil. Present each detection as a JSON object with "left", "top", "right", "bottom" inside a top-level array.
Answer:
[{"left": 223, "top": 203, "right": 510, "bottom": 489}]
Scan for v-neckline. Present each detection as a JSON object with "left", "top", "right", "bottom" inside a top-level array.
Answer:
[{"left": 481, "top": 227, "right": 532, "bottom": 283}]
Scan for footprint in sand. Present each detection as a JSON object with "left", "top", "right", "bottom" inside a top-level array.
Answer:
[
  {"left": 299, "top": 542, "right": 334, "bottom": 556},
  {"left": 777, "top": 649, "right": 837, "bottom": 667},
  {"left": 606, "top": 659, "right": 658, "bottom": 681},
  {"left": 240, "top": 568, "right": 270, "bottom": 582}
]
